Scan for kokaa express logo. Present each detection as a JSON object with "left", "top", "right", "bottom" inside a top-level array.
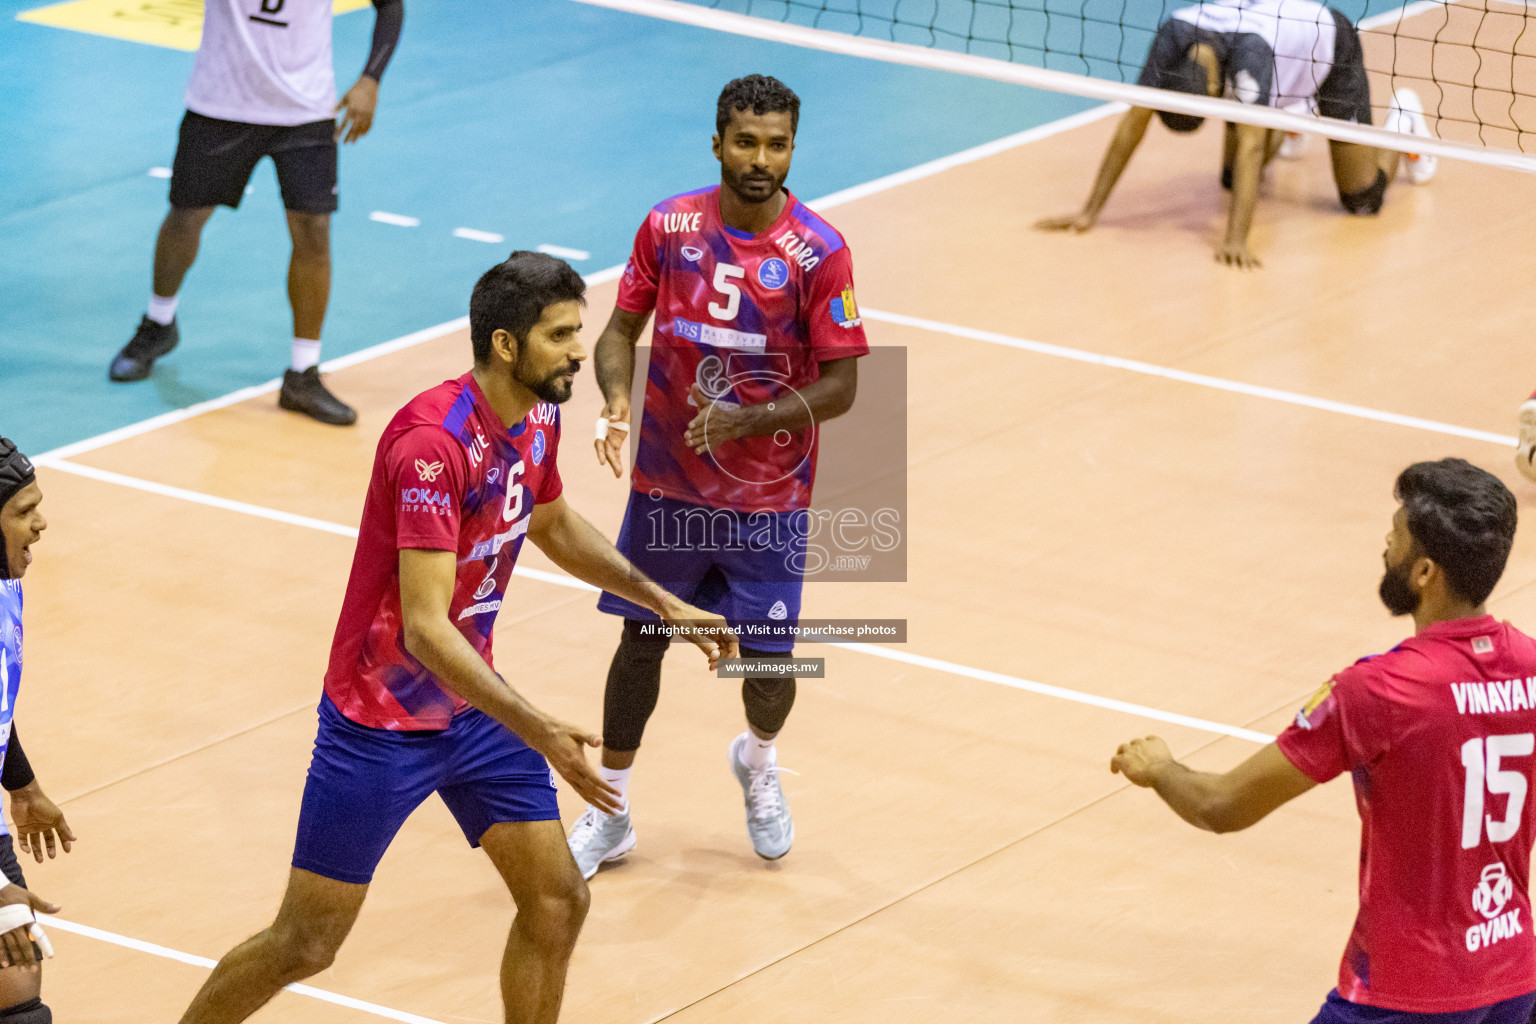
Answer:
[
  {"left": 415, "top": 459, "right": 445, "bottom": 482},
  {"left": 531, "top": 430, "right": 547, "bottom": 466},
  {"left": 401, "top": 488, "right": 451, "bottom": 514},
  {"left": 1467, "top": 862, "right": 1524, "bottom": 952},
  {"left": 757, "top": 257, "right": 789, "bottom": 290},
  {"left": 830, "top": 285, "right": 861, "bottom": 328}
]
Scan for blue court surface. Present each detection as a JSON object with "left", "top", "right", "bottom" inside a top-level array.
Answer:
[{"left": 1, "top": 0, "right": 1108, "bottom": 455}]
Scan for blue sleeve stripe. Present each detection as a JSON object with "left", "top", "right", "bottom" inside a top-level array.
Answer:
[{"left": 790, "top": 203, "right": 845, "bottom": 255}]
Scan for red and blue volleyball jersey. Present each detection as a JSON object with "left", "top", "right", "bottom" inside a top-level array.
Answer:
[
  {"left": 1278, "top": 616, "right": 1536, "bottom": 1012},
  {"left": 324, "top": 372, "right": 563, "bottom": 731},
  {"left": 616, "top": 185, "right": 869, "bottom": 513}
]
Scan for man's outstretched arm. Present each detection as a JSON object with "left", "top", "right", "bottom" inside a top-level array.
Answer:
[
  {"left": 1215, "top": 121, "right": 1274, "bottom": 269},
  {"left": 1036, "top": 106, "right": 1155, "bottom": 233},
  {"left": 526, "top": 495, "right": 738, "bottom": 667},
  {"left": 398, "top": 547, "right": 622, "bottom": 812},
  {"left": 1111, "top": 736, "right": 1316, "bottom": 833}
]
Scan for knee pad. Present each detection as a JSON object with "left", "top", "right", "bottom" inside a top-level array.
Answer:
[
  {"left": 1339, "top": 168, "right": 1387, "bottom": 215},
  {"left": 0, "top": 999, "right": 50, "bottom": 1024},
  {"left": 618, "top": 617, "right": 670, "bottom": 661},
  {"left": 740, "top": 647, "right": 797, "bottom": 736},
  {"left": 602, "top": 619, "right": 670, "bottom": 752}
]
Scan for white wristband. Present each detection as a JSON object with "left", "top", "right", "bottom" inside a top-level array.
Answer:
[
  {"left": 0, "top": 903, "right": 51, "bottom": 958},
  {"left": 595, "top": 418, "right": 630, "bottom": 441}
]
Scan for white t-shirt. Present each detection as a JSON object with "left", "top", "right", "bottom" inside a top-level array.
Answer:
[
  {"left": 1171, "top": 0, "right": 1337, "bottom": 113},
  {"left": 184, "top": 0, "right": 338, "bottom": 126}
]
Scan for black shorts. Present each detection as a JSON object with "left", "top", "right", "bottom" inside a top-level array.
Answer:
[
  {"left": 169, "top": 111, "right": 338, "bottom": 214},
  {"left": 1317, "top": 8, "right": 1373, "bottom": 125},
  {"left": 0, "top": 834, "right": 27, "bottom": 890}
]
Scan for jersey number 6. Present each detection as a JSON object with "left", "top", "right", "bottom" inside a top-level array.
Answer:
[
  {"left": 501, "top": 460, "right": 527, "bottom": 523},
  {"left": 1462, "top": 733, "right": 1535, "bottom": 849}
]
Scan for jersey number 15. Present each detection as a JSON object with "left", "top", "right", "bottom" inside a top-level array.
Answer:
[{"left": 1462, "top": 734, "right": 1535, "bottom": 849}]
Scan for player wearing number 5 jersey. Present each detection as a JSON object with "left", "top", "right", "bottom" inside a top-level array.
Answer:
[
  {"left": 1111, "top": 458, "right": 1536, "bottom": 1022},
  {"left": 568, "top": 76, "right": 868, "bottom": 875}
]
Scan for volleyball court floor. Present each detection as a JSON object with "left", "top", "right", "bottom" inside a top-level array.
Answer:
[{"left": 15, "top": 9, "right": 1536, "bottom": 1024}]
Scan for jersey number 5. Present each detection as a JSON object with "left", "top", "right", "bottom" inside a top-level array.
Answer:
[
  {"left": 708, "top": 264, "right": 745, "bottom": 321},
  {"left": 1462, "top": 734, "right": 1535, "bottom": 848}
]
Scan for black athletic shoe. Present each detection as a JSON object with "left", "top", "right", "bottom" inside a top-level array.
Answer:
[
  {"left": 278, "top": 366, "right": 357, "bottom": 426},
  {"left": 109, "top": 316, "right": 179, "bottom": 382}
]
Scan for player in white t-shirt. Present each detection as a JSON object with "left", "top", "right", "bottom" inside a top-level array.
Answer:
[
  {"left": 109, "top": 0, "right": 405, "bottom": 426},
  {"left": 1037, "top": 0, "right": 1436, "bottom": 268}
]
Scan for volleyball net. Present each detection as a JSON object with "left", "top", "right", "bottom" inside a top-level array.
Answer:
[{"left": 578, "top": 0, "right": 1536, "bottom": 172}]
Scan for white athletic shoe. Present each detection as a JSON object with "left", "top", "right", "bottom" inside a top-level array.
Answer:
[
  {"left": 566, "top": 805, "right": 636, "bottom": 880},
  {"left": 1386, "top": 88, "right": 1437, "bottom": 184},
  {"left": 1278, "top": 132, "right": 1311, "bottom": 159},
  {"left": 729, "top": 733, "right": 795, "bottom": 861},
  {"left": 1516, "top": 398, "right": 1536, "bottom": 483}
]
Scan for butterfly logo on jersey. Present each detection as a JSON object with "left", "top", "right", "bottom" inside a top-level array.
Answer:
[
  {"left": 1474, "top": 863, "right": 1515, "bottom": 920},
  {"left": 416, "top": 459, "right": 445, "bottom": 482}
]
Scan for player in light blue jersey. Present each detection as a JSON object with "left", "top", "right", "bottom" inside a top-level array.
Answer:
[{"left": 0, "top": 439, "right": 79, "bottom": 1024}]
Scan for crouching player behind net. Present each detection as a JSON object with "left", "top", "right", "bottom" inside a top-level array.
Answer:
[
  {"left": 1037, "top": 0, "right": 1435, "bottom": 268},
  {"left": 176, "top": 253, "right": 736, "bottom": 1024},
  {"left": 1113, "top": 458, "right": 1536, "bottom": 1022}
]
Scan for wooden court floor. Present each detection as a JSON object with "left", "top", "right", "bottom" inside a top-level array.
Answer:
[{"left": 16, "top": 110, "right": 1536, "bottom": 1022}]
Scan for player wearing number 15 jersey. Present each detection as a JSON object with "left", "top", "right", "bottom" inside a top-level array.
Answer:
[
  {"left": 1111, "top": 458, "right": 1536, "bottom": 1022},
  {"left": 568, "top": 76, "right": 868, "bottom": 877}
]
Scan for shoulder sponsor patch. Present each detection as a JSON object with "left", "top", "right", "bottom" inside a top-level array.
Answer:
[
  {"left": 830, "top": 285, "right": 861, "bottom": 328},
  {"left": 415, "top": 458, "right": 444, "bottom": 482},
  {"left": 1294, "top": 679, "right": 1336, "bottom": 730}
]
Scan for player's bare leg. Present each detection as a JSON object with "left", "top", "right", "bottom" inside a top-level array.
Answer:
[
  {"left": 155, "top": 205, "right": 216, "bottom": 298},
  {"left": 481, "top": 820, "right": 590, "bottom": 1024},
  {"left": 177, "top": 868, "right": 367, "bottom": 1024},
  {"left": 110, "top": 205, "right": 214, "bottom": 382},
  {"left": 278, "top": 211, "right": 356, "bottom": 425}
]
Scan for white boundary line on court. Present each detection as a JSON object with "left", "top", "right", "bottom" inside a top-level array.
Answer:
[
  {"left": 571, "top": 0, "right": 1536, "bottom": 172},
  {"left": 35, "top": 457, "right": 1272, "bottom": 743},
  {"left": 860, "top": 309, "right": 1518, "bottom": 447},
  {"left": 35, "top": 106, "right": 1115, "bottom": 466},
  {"left": 46, "top": 918, "right": 449, "bottom": 1024}
]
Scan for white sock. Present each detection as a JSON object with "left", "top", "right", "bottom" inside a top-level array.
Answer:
[
  {"left": 291, "top": 337, "right": 322, "bottom": 373},
  {"left": 146, "top": 293, "right": 178, "bottom": 326},
  {"left": 599, "top": 766, "right": 630, "bottom": 812},
  {"left": 743, "top": 733, "right": 776, "bottom": 771}
]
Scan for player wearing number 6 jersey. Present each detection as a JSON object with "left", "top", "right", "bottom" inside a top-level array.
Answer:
[
  {"left": 176, "top": 254, "right": 735, "bottom": 1024},
  {"left": 1111, "top": 458, "right": 1536, "bottom": 1022},
  {"left": 568, "top": 75, "right": 868, "bottom": 875}
]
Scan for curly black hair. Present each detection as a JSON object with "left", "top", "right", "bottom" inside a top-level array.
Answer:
[{"left": 716, "top": 74, "right": 800, "bottom": 136}]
